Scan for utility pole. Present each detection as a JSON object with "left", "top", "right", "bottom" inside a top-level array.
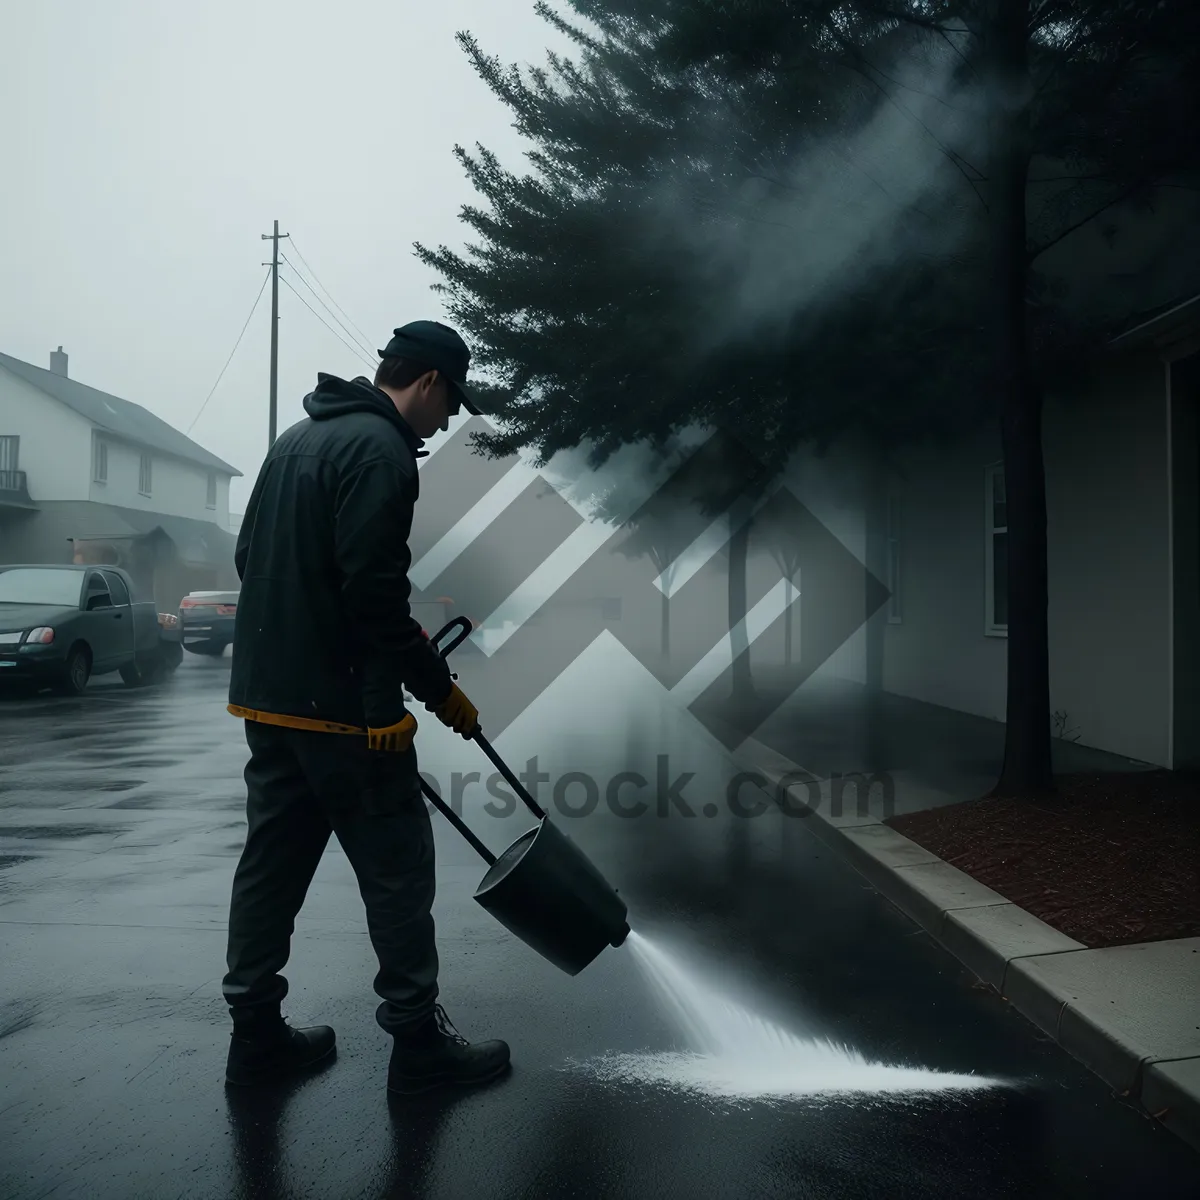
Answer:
[{"left": 261, "top": 219, "right": 289, "bottom": 446}]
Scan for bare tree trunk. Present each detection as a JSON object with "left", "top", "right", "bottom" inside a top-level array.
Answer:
[
  {"left": 729, "top": 508, "right": 755, "bottom": 702},
  {"left": 989, "top": 0, "right": 1054, "bottom": 800},
  {"left": 784, "top": 577, "right": 793, "bottom": 666}
]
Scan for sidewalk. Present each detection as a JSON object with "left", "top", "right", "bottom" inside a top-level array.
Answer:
[{"left": 713, "top": 674, "right": 1200, "bottom": 1157}]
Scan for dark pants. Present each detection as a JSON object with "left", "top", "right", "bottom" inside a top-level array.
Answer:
[{"left": 223, "top": 720, "right": 438, "bottom": 1036}]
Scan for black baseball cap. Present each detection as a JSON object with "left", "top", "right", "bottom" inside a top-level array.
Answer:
[{"left": 377, "top": 320, "right": 481, "bottom": 416}]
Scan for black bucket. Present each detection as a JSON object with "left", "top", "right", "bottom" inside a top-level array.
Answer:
[{"left": 473, "top": 817, "right": 630, "bottom": 976}]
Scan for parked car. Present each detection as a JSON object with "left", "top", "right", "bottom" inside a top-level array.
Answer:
[
  {"left": 179, "top": 590, "right": 238, "bottom": 656},
  {"left": 0, "top": 564, "right": 182, "bottom": 695}
]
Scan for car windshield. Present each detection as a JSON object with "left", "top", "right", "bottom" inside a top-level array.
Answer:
[{"left": 0, "top": 568, "right": 82, "bottom": 606}]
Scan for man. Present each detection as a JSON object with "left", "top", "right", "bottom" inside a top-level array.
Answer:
[{"left": 221, "top": 320, "right": 510, "bottom": 1095}]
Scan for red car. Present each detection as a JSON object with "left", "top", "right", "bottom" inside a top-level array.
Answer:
[{"left": 178, "top": 590, "right": 238, "bottom": 657}]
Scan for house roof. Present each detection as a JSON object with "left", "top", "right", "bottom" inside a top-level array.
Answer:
[
  {"left": 1110, "top": 291, "right": 1200, "bottom": 350},
  {"left": 0, "top": 351, "right": 242, "bottom": 477},
  {"left": 36, "top": 500, "right": 238, "bottom": 568}
]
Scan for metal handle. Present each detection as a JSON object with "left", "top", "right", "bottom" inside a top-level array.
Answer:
[
  {"left": 428, "top": 613, "right": 547, "bottom": 821},
  {"left": 429, "top": 616, "right": 473, "bottom": 657}
]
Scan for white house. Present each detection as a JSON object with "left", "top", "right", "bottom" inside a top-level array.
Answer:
[
  {"left": 875, "top": 296, "right": 1200, "bottom": 770},
  {"left": 764, "top": 176, "right": 1200, "bottom": 775},
  {"left": 763, "top": 291, "right": 1200, "bottom": 774},
  {"left": 0, "top": 347, "right": 242, "bottom": 608}
]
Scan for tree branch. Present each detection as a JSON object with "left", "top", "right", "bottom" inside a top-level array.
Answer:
[{"left": 818, "top": 14, "right": 989, "bottom": 210}]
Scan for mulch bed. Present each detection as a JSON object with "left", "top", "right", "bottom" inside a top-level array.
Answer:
[{"left": 886, "top": 770, "right": 1200, "bottom": 948}]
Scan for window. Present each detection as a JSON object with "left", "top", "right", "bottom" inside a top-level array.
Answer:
[
  {"left": 886, "top": 495, "right": 902, "bottom": 624},
  {"left": 0, "top": 567, "right": 80, "bottom": 606},
  {"left": 84, "top": 573, "right": 113, "bottom": 611},
  {"left": 985, "top": 463, "right": 1007, "bottom": 635},
  {"left": 101, "top": 571, "right": 130, "bottom": 606},
  {"left": 93, "top": 439, "right": 108, "bottom": 483},
  {"left": 206, "top": 472, "right": 217, "bottom": 509},
  {"left": 0, "top": 435, "right": 19, "bottom": 493},
  {"left": 138, "top": 454, "right": 152, "bottom": 496}
]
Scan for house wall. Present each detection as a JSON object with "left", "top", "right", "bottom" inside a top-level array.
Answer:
[
  {"left": 0, "top": 369, "right": 92, "bottom": 500},
  {"left": 878, "top": 424, "right": 1009, "bottom": 720},
  {"left": 89, "top": 433, "right": 231, "bottom": 526},
  {"left": 1043, "top": 352, "right": 1171, "bottom": 766},
  {"left": 880, "top": 349, "right": 1172, "bottom": 766}
]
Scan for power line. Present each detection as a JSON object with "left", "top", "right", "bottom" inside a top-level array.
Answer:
[
  {"left": 188, "top": 266, "right": 272, "bottom": 435},
  {"left": 278, "top": 273, "right": 378, "bottom": 371},
  {"left": 280, "top": 254, "right": 377, "bottom": 361},
  {"left": 285, "top": 237, "right": 377, "bottom": 354}
]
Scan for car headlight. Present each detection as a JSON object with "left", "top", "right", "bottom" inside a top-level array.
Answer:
[{"left": 25, "top": 627, "right": 55, "bottom": 645}]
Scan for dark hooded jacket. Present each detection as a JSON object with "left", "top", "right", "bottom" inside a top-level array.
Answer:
[{"left": 227, "top": 374, "right": 453, "bottom": 732}]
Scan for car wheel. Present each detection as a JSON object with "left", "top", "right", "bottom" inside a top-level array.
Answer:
[
  {"left": 120, "top": 653, "right": 165, "bottom": 687},
  {"left": 58, "top": 646, "right": 91, "bottom": 695}
]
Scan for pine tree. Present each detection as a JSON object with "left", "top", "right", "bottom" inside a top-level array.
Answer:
[
  {"left": 420, "top": 0, "right": 1200, "bottom": 799},
  {"left": 550, "top": 0, "right": 1200, "bottom": 798}
]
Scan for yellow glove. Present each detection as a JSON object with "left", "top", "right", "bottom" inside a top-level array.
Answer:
[
  {"left": 428, "top": 682, "right": 479, "bottom": 737},
  {"left": 367, "top": 712, "right": 417, "bottom": 752}
]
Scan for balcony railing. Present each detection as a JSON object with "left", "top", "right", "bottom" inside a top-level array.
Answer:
[{"left": 0, "top": 469, "right": 27, "bottom": 493}]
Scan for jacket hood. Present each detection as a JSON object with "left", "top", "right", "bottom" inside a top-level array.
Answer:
[{"left": 302, "top": 374, "right": 427, "bottom": 456}]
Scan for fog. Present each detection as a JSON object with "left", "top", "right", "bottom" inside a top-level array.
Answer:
[
  {"left": 0, "top": 0, "right": 583, "bottom": 514},
  {"left": 640, "top": 34, "right": 990, "bottom": 360}
]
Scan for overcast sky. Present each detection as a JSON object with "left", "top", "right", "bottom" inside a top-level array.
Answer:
[{"left": 0, "top": 0, "right": 580, "bottom": 512}]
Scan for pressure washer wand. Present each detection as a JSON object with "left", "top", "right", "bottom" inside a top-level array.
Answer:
[
  {"left": 469, "top": 727, "right": 546, "bottom": 822},
  {"left": 422, "top": 613, "right": 632, "bottom": 973}
]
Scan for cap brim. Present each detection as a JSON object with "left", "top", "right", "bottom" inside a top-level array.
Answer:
[{"left": 450, "top": 379, "right": 481, "bottom": 416}]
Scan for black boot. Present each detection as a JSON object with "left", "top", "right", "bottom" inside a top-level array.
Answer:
[
  {"left": 387, "top": 1004, "right": 510, "bottom": 1095},
  {"left": 225, "top": 1009, "right": 336, "bottom": 1087}
]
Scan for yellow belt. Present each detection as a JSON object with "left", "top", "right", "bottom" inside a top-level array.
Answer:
[{"left": 227, "top": 704, "right": 365, "bottom": 735}]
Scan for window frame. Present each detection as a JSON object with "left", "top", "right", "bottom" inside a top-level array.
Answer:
[
  {"left": 206, "top": 471, "right": 217, "bottom": 509},
  {"left": 84, "top": 572, "right": 114, "bottom": 611},
  {"left": 100, "top": 570, "right": 131, "bottom": 607},
  {"left": 138, "top": 453, "right": 152, "bottom": 497},
  {"left": 984, "top": 462, "right": 1008, "bottom": 637},
  {"left": 93, "top": 437, "right": 108, "bottom": 484}
]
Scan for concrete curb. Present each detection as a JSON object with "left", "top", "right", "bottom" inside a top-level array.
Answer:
[{"left": 734, "top": 736, "right": 1200, "bottom": 1157}]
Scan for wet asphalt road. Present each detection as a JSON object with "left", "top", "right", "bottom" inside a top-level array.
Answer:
[{"left": 1, "top": 644, "right": 1198, "bottom": 1200}]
